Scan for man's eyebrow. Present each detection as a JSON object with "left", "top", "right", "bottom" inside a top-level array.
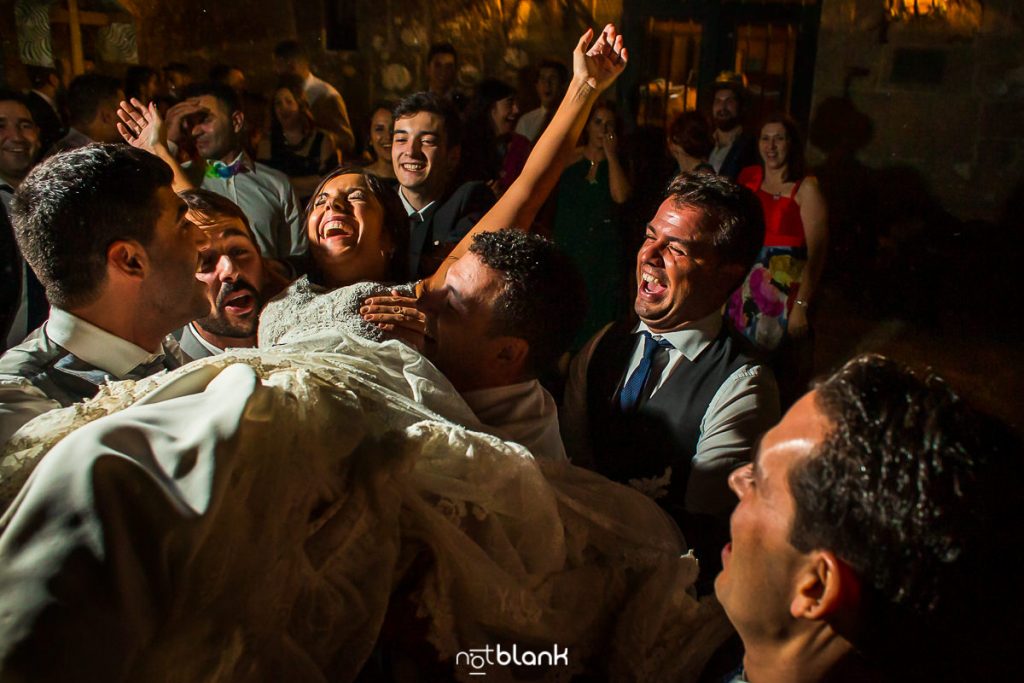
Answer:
[
  {"left": 645, "top": 225, "right": 697, "bottom": 248},
  {"left": 219, "top": 227, "right": 251, "bottom": 241},
  {"left": 393, "top": 126, "right": 438, "bottom": 137},
  {"left": 176, "top": 202, "right": 189, "bottom": 222}
]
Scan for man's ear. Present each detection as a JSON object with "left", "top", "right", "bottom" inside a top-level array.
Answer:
[
  {"left": 107, "top": 239, "right": 148, "bottom": 281},
  {"left": 231, "top": 110, "right": 245, "bottom": 134},
  {"left": 494, "top": 336, "right": 529, "bottom": 374},
  {"left": 790, "top": 551, "right": 859, "bottom": 621},
  {"left": 101, "top": 105, "right": 120, "bottom": 126}
]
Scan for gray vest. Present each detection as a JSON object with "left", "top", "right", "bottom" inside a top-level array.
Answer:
[
  {"left": 585, "top": 317, "right": 759, "bottom": 587},
  {"left": 0, "top": 324, "right": 183, "bottom": 407}
]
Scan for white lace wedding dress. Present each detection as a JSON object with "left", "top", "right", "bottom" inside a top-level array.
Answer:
[{"left": 0, "top": 282, "right": 732, "bottom": 682}]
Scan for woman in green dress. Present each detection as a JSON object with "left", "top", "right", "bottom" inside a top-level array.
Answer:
[{"left": 553, "top": 100, "right": 632, "bottom": 347}]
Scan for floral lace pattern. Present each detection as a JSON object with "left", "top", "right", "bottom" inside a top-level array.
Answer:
[{"left": 0, "top": 291, "right": 732, "bottom": 681}]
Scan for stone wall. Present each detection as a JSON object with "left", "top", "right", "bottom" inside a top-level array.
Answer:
[
  {"left": 125, "top": 0, "right": 620, "bottom": 147},
  {"left": 809, "top": 0, "right": 1024, "bottom": 223}
]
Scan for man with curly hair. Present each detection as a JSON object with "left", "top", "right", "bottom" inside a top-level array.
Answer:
[
  {"left": 715, "top": 354, "right": 1022, "bottom": 682},
  {"left": 418, "top": 228, "right": 585, "bottom": 462}
]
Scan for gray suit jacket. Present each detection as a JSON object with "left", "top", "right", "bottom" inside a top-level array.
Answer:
[
  {"left": 174, "top": 324, "right": 220, "bottom": 361},
  {"left": 0, "top": 324, "right": 184, "bottom": 443}
]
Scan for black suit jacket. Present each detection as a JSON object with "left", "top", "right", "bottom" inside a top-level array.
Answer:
[
  {"left": 406, "top": 181, "right": 495, "bottom": 280},
  {"left": 24, "top": 91, "right": 66, "bottom": 156},
  {"left": 0, "top": 206, "right": 20, "bottom": 343},
  {"left": 716, "top": 131, "right": 758, "bottom": 182}
]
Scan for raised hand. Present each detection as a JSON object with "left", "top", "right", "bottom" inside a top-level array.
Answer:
[
  {"left": 573, "top": 24, "right": 628, "bottom": 93},
  {"left": 116, "top": 98, "right": 167, "bottom": 155},
  {"left": 164, "top": 98, "right": 203, "bottom": 146}
]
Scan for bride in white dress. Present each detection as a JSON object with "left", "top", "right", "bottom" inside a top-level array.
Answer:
[{"left": 0, "top": 27, "right": 733, "bottom": 682}]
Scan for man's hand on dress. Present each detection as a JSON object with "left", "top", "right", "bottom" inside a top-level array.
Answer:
[{"left": 360, "top": 290, "right": 429, "bottom": 352}]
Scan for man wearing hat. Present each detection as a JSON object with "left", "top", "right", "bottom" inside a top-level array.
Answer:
[{"left": 708, "top": 72, "right": 758, "bottom": 181}]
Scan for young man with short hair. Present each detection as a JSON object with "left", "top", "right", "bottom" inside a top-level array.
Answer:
[
  {"left": 50, "top": 74, "right": 124, "bottom": 153},
  {"left": 516, "top": 59, "right": 569, "bottom": 143},
  {"left": 391, "top": 91, "right": 496, "bottom": 279},
  {"left": 0, "top": 144, "right": 210, "bottom": 444},
  {"left": 118, "top": 83, "right": 305, "bottom": 261},
  {"left": 424, "top": 42, "right": 466, "bottom": 109},
  {"left": 418, "top": 229, "right": 586, "bottom": 461}
]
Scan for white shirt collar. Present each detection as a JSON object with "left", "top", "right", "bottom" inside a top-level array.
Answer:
[
  {"left": 398, "top": 187, "right": 436, "bottom": 219},
  {"left": 461, "top": 379, "right": 540, "bottom": 414},
  {"left": 188, "top": 322, "right": 225, "bottom": 355},
  {"left": 461, "top": 379, "right": 566, "bottom": 462},
  {"left": 47, "top": 308, "right": 165, "bottom": 378},
  {"left": 634, "top": 310, "right": 723, "bottom": 362}
]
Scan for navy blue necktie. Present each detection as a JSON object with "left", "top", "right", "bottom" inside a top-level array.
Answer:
[{"left": 619, "top": 331, "right": 674, "bottom": 412}]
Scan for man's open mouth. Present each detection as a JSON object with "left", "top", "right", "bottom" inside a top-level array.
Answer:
[{"left": 639, "top": 270, "right": 668, "bottom": 297}]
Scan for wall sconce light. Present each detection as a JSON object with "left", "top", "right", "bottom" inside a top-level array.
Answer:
[
  {"left": 880, "top": 0, "right": 982, "bottom": 42},
  {"left": 888, "top": 0, "right": 948, "bottom": 19}
]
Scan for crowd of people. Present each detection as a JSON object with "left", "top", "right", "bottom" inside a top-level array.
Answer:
[{"left": 0, "top": 24, "right": 1019, "bottom": 683}]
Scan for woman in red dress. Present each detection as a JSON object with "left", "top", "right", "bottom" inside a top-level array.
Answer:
[{"left": 728, "top": 114, "right": 827, "bottom": 402}]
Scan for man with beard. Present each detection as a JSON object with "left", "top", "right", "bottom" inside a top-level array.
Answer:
[
  {"left": 175, "top": 189, "right": 281, "bottom": 358},
  {"left": 707, "top": 73, "right": 757, "bottom": 181}
]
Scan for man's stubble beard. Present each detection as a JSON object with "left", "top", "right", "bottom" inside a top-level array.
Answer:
[{"left": 196, "top": 280, "right": 261, "bottom": 339}]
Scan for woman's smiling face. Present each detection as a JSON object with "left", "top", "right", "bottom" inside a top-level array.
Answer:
[{"left": 307, "top": 172, "right": 391, "bottom": 284}]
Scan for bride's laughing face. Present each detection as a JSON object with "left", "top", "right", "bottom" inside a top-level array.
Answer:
[{"left": 307, "top": 172, "right": 392, "bottom": 285}]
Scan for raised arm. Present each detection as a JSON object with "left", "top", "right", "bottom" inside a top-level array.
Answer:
[
  {"left": 418, "top": 24, "right": 628, "bottom": 294},
  {"left": 117, "top": 98, "right": 195, "bottom": 193}
]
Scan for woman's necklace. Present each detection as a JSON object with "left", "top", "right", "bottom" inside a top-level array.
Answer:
[{"left": 585, "top": 152, "right": 601, "bottom": 184}]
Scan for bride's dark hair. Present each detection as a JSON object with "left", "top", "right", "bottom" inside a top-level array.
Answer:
[{"left": 304, "top": 166, "right": 409, "bottom": 282}]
